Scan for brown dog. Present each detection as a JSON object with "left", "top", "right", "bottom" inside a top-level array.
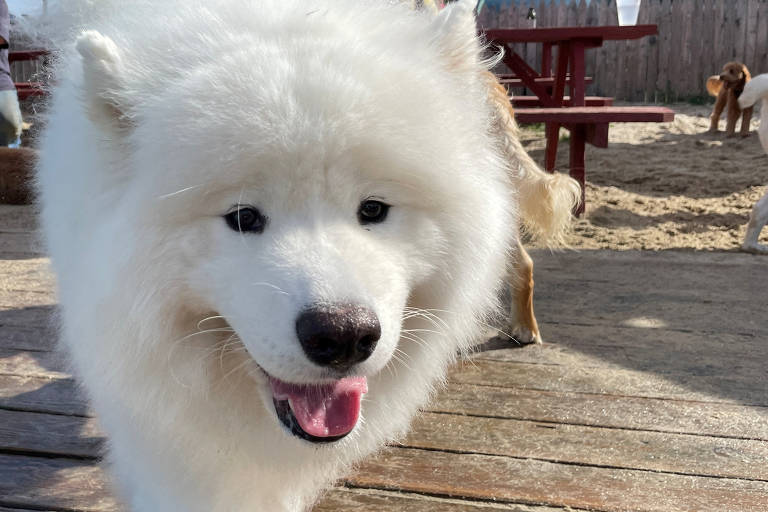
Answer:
[
  {"left": 0, "top": 147, "right": 36, "bottom": 204},
  {"left": 707, "top": 61, "right": 753, "bottom": 137}
]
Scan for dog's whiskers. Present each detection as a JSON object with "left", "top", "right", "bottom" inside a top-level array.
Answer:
[
  {"left": 156, "top": 184, "right": 205, "bottom": 200},
  {"left": 251, "top": 281, "right": 291, "bottom": 296},
  {"left": 407, "top": 306, "right": 518, "bottom": 343},
  {"left": 196, "top": 315, "right": 229, "bottom": 330}
]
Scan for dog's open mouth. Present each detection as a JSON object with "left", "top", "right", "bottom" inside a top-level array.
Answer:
[{"left": 269, "top": 376, "right": 367, "bottom": 443}]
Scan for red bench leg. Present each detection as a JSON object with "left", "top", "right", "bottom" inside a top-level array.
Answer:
[
  {"left": 545, "top": 122, "right": 559, "bottom": 172},
  {"left": 569, "top": 125, "right": 587, "bottom": 216}
]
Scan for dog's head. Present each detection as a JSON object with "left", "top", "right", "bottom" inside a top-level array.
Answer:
[
  {"left": 63, "top": 0, "right": 514, "bottom": 449},
  {"left": 719, "top": 61, "right": 751, "bottom": 90}
]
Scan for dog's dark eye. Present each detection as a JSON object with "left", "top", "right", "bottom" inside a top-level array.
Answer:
[
  {"left": 358, "top": 200, "right": 390, "bottom": 225},
  {"left": 224, "top": 207, "right": 267, "bottom": 233}
]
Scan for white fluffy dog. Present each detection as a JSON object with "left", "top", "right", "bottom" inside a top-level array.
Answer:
[
  {"left": 738, "top": 73, "right": 768, "bottom": 254},
  {"left": 36, "top": 1, "right": 518, "bottom": 510}
]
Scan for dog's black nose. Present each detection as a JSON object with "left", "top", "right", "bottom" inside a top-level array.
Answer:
[{"left": 296, "top": 303, "right": 381, "bottom": 370}]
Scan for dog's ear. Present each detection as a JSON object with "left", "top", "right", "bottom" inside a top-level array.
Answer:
[
  {"left": 736, "top": 67, "right": 748, "bottom": 92},
  {"left": 742, "top": 64, "right": 752, "bottom": 82},
  {"left": 430, "top": 0, "right": 482, "bottom": 74},
  {"left": 76, "top": 30, "right": 131, "bottom": 130}
]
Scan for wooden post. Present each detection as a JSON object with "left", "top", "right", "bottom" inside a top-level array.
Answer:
[{"left": 569, "top": 125, "right": 587, "bottom": 216}]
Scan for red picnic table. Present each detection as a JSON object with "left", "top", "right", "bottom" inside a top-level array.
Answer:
[
  {"left": 484, "top": 25, "right": 675, "bottom": 214},
  {"left": 9, "top": 50, "right": 49, "bottom": 100}
]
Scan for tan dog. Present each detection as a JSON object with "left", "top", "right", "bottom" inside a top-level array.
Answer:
[
  {"left": 485, "top": 73, "right": 581, "bottom": 343},
  {"left": 707, "top": 61, "right": 753, "bottom": 137}
]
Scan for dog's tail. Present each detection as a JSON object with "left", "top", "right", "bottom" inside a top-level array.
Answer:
[
  {"left": 706, "top": 75, "right": 723, "bottom": 97},
  {"left": 485, "top": 73, "right": 581, "bottom": 246}
]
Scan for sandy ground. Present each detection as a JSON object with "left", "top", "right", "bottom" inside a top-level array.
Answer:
[{"left": 520, "top": 104, "right": 768, "bottom": 251}]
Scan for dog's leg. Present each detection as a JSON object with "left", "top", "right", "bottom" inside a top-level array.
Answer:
[
  {"left": 709, "top": 90, "right": 727, "bottom": 132},
  {"left": 739, "top": 105, "right": 753, "bottom": 137},
  {"left": 507, "top": 241, "right": 541, "bottom": 344},
  {"left": 742, "top": 191, "right": 768, "bottom": 254},
  {"left": 725, "top": 93, "right": 739, "bottom": 137}
]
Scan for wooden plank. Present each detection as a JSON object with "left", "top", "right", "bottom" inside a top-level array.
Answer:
[
  {"left": 529, "top": 250, "right": 768, "bottom": 334},
  {"left": 0, "top": 374, "right": 88, "bottom": 416},
  {"left": 4, "top": 360, "right": 768, "bottom": 442},
  {"left": 643, "top": 0, "right": 659, "bottom": 101},
  {"left": 452, "top": 357, "right": 768, "bottom": 407},
  {"left": 0, "top": 508, "right": 56, "bottom": 512},
  {"left": 349, "top": 447, "right": 768, "bottom": 512},
  {"left": 0, "top": 454, "right": 119, "bottom": 512},
  {"left": 510, "top": 96, "right": 613, "bottom": 107},
  {"left": 402, "top": 411, "right": 768, "bottom": 481},
  {"left": 713, "top": 0, "right": 726, "bottom": 66},
  {"left": 757, "top": 0, "right": 768, "bottom": 74},
  {"left": 315, "top": 488, "right": 566, "bottom": 512},
  {"left": 431, "top": 382, "right": 768, "bottom": 440},
  {"left": 0, "top": 290, "right": 55, "bottom": 308},
  {"left": 484, "top": 25, "right": 658, "bottom": 43},
  {"left": 584, "top": 0, "right": 599, "bottom": 96},
  {"left": 0, "top": 259, "right": 53, "bottom": 294},
  {"left": 687, "top": 0, "right": 701, "bottom": 98},
  {"left": 0, "top": 233, "right": 44, "bottom": 258},
  {"left": 0, "top": 305, "right": 53, "bottom": 329},
  {"left": 514, "top": 106, "right": 675, "bottom": 123},
  {"left": 0, "top": 205, "right": 38, "bottom": 233},
  {"left": 477, "top": 324, "right": 768, "bottom": 379},
  {"left": 0, "top": 348, "right": 68, "bottom": 379},
  {"left": 656, "top": 0, "right": 672, "bottom": 97},
  {"left": 699, "top": 0, "right": 716, "bottom": 97},
  {"left": 0, "top": 325, "right": 56, "bottom": 352},
  {"left": 2, "top": 402, "right": 766, "bottom": 511},
  {"left": 7, "top": 399, "right": 765, "bottom": 484},
  {"left": 0, "top": 408, "right": 103, "bottom": 458},
  {"left": 630, "top": 1, "right": 648, "bottom": 102}
]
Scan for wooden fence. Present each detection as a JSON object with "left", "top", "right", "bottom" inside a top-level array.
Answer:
[{"left": 478, "top": 0, "right": 768, "bottom": 103}]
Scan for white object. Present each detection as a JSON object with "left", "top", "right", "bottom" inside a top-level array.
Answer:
[
  {"left": 738, "top": 74, "right": 768, "bottom": 254},
  {"left": 35, "top": 0, "right": 517, "bottom": 510},
  {"left": 617, "top": 0, "right": 641, "bottom": 26}
]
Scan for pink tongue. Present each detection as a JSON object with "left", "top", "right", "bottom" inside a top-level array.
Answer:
[{"left": 270, "top": 376, "right": 367, "bottom": 438}]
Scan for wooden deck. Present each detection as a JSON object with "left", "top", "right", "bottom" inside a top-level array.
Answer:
[{"left": 1, "top": 204, "right": 767, "bottom": 511}]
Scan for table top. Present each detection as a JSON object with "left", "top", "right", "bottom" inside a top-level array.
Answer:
[
  {"left": 8, "top": 49, "right": 50, "bottom": 62},
  {"left": 484, "top": 25, "right": 658, "bottom": 44}
]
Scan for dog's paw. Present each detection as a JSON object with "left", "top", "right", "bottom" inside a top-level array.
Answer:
[
  {"left": 740, "top": 132, "right": 752, "bottom": 138},
  {"left": 500, "top": 323, "right": 542, "bottom": 345},
  {"left": 76, "top": 30, "right": 121, "bottom": 65},
  {"left": 741, "top": 243, "right": 768, "bottom": 255}
]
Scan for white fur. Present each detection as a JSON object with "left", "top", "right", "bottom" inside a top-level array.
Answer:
[
  {"left": 738, "top": 73, "right": 768, "bottom": 254},
  {"left": 36, "top": 1, "right": 517, "bottom": 510}
]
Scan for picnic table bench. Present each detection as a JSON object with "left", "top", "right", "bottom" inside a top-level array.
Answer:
[
  {"left": 8, "top": 50, "right": 49, "bottom": 101},
  {"left": 498, "top": 75, "right": 594, "bottom": 88},
  {"left": 511, "top": 95, "right": 613, "bottom": 108},
  {"left": 485, "top": 25, "right": 675, "bottom": 214},
  {"left": 515, "top": 106, "right": 675, "bottom": 211}
]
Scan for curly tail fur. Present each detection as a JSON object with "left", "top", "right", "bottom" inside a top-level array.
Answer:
[{"left": 485, "top": 72, "right": 581, "bottom": 246}]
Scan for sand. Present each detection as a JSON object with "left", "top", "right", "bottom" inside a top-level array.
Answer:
[{"left": 519, "top": 104, "right": 768, "bottom": 251}]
